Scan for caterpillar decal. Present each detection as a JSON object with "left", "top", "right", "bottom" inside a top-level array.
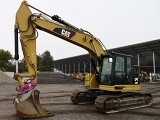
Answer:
[{"left": 53, "top": 28, "right": 76, "bottom": 39}]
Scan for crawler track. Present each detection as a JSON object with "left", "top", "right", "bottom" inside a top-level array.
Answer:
[
  {"left": 71, "top": 91, "right": 96, "bottom": 104},
  {"left": 71, "top": 90, "right": 152, "bottom": 114},
  {"left": 95, "top": 93, "right": 152, "bottom": 113}
]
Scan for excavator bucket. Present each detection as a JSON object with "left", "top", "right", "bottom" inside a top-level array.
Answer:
[{"left": 15, "top": 90, "right": 54, "bottom": 118}]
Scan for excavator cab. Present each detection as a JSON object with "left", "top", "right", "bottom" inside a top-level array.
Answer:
[{"left": 100, "top": 52, "right": 139, "bottom": 86}]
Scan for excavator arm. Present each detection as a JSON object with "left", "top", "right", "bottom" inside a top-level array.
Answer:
[
  {"left": 14, "top": 1, "right": 106, "bottom": 118},
  {"left": 15, "top": 0, "right": 107, "bottom": 88}
]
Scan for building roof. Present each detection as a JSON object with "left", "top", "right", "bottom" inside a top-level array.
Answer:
[
  {"left": 55, "top": 39, "right": 160, "bottom": 73},
  {"left": 109, "top": 39, "right": 160, "bottom": 66}
]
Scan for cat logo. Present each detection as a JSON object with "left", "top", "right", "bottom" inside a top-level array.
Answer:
[
  {"left": 61, "top": 29, "right": 71, "bottom": 38},
  {"left": 53, "top": 28, "right": 76, "bottom": 39},
  {"left": 134, "top": 78, "right": 138, "bottom": 84}
]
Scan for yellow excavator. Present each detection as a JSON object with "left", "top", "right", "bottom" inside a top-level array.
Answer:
[{"left": 14, "top": 1, "right": 152, "bottom": 118}]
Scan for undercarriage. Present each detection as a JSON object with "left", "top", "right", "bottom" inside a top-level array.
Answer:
[{"left": 71, "top": 89, "right": 152, "bottom": 113}]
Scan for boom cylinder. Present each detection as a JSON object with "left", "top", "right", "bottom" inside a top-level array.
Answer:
[
  {"left": 14, "top": 27, "right": 19, "bottom": 60},
  {"left": 14, "top": 27, "right": 19, "bottom": 73}
]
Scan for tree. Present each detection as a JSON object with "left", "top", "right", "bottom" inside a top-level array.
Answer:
[
  {"left": 37, "top": 54, "right": 42, "bottom": 71},
  {"left": 0, "top": 49, "right": 13, "bottom": 71},
  {"left": 18, "top": 55, "right": 42, "bottom": 73},
  {"left": 40, "top": 50, "right": 54, "bottom": 71},
  {"left": 18, "top": 59, "right": 27, "bottom": 73},
  {"left": 17, "top": 51, "right": 54, "bottom": 72}
]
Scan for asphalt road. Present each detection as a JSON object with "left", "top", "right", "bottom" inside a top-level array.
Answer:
[{"left": 0, "top": 82, "right": 160, "bottom": 120}]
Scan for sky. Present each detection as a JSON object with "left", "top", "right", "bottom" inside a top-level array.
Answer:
[{"left": 0, "top": 0, "right": 160, "bottom": 60}]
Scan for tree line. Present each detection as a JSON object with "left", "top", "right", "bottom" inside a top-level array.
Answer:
[{"left": 0, "top": 49, "right": 54, "bottom": 72}]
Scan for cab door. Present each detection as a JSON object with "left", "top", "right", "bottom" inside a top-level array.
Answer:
[{"left": 113, "top": 54, "right": 134, "bottom": 85}]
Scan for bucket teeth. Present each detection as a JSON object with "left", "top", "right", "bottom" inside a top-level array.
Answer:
[{"left": 15, "top": 90, "right": 54, "bottom": 118}]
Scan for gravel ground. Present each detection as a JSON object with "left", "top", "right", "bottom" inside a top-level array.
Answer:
[{"left": 0, "top": 82, "right": 160, "bottom": 120}]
